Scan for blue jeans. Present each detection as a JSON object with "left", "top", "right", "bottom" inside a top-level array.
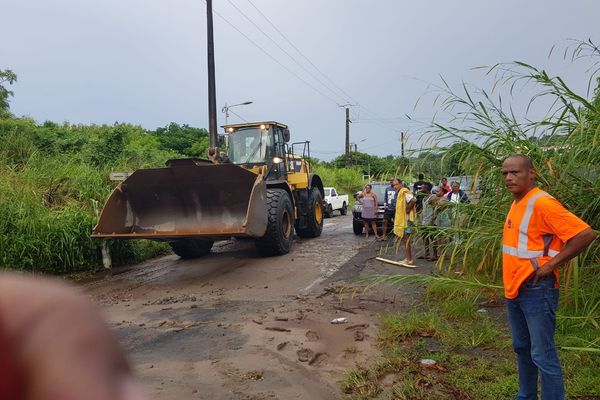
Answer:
[{"left": 506, "top": 275, "right": 564, "bottom": 400}]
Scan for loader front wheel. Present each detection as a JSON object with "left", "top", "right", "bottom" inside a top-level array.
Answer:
[
  {"left": 255, "top": 189, "right": 294, "bottom": 256},
  {"left": 170, "top": 238, "right": 214, "bottom": 258},
  {"left": 295, "top": 187, "right": 324, "bottom": 238}
]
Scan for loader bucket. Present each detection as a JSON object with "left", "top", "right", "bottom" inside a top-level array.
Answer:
[{"left": 92, "top": 163, "right": 268, "bottom": 240}]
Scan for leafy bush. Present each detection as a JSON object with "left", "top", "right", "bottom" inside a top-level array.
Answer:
[{"left": 0, "top": 118, "right": 188, "bottom": 273}]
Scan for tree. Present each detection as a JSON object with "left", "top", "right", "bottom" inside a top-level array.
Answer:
[
  {"left": 0, "top": 69, "right": 17, "bottom": 118},
  {"left": 149, "top": 123, "right": 209, "bottom": 157}
]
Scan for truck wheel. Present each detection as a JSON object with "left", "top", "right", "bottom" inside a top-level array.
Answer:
[
  {"left": 170, "top": 238, "right": 214, "bottom": 258},
  {"left": 353, "top": 221, "right": 363, "bottom": 235},
  {"left": 325, "top": 204, "right": 333, "bottom": 218},
  {"left": 255, "top": 189, "right": 294, "bottom": 256},
  {"left": 295, "top": 187, "right": 324, "bottom": 238},
  {"left": 340, "top": 202, "right": 348, "bottom": 215}
]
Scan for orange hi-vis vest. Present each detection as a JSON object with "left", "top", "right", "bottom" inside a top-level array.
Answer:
[{"left": 502, "top": 187, "right": 590, "bottom": 299}]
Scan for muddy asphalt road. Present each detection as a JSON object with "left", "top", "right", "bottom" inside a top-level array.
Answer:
[{"left": 85, "top": 214, "right": 432, "bottom": 400}]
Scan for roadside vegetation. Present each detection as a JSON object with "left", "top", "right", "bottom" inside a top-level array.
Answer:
[
  {"left": 0, "top": 67, "right": 431, "bottom": 273},
  {"left": 0, "top": 102, "right": 211, "bottom": 272},
  {"left": 343, "top": 279, "right": 599, "bottom": 399},
  {"left": 343, "top": 40, "right": 600, "bottom": 399}
]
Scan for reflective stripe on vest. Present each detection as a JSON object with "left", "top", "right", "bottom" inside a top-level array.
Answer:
[{"left": 502, "top": 191, "right": 559, "bottom": 260}]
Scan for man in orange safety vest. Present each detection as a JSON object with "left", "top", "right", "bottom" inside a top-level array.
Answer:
[{"left": 501, "top": 155, "right": 596, "bottom": 400}]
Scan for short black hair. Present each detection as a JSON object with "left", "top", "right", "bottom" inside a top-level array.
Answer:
[
  {"left": 418, "top": 173, "right": 424, "bottom": 180},
  {"left": 504, "top": 155, "right": 534, "bottom": 170}
]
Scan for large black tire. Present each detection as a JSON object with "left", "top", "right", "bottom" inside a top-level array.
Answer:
[
  {"left": 255, "top": 189, "right": 294, "bottom": 256},
  {"left": 340, "top": 202, "right": 348, "bottom": 215},
  {"left": 353, "top": 220, "right": 364, "bottom": 235},
  {"left": 295, "top": 187, "right": 324, "bottom": 238},
  {"left": 325, "top": 204, "right": 333, "bottom": 218},
  {"left": 170, "top": 238, "right": 214, "bottom": 258}
]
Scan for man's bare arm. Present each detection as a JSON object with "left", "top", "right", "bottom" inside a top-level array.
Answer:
[{"left": 534, "top": 227, "right": 596, "bottom": 284}]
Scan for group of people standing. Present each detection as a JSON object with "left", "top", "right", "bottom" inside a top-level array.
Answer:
[
  {"left": 357, "top": 158, "right": 596, "bottom": 400},
  {"left": 358, "top": 174, "right": 471, "bottom": 265}
]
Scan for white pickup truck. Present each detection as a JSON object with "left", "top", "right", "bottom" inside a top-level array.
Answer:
[{"left": 323, "top": 187, "right": 349, "bottom": 218}]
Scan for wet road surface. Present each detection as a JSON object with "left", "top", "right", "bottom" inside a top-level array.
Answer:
[{"left": 85, "top": 214, "right": 431, "bottom": 399}]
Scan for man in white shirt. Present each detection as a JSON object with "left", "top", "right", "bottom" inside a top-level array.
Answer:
[{"left": 447, "top": 181, "right": 469, "bottom": 204}]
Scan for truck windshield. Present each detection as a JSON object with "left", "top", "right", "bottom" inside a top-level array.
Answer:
[
  {"left": 324, "top": 189, "right": 331, "bottom": 196},
  {"left": 227, "top": 127, "right": 274, "bottom": 164}
]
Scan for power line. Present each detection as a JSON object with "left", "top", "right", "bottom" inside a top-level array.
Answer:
[
  {"left": 202, "top": 0, "right": 341, "bottom": 107},
  {"left": 243, "top": 0, "right": 398, "bottom": 135},
  {"left": 225, "top": 0, "right": 350, "bottom": 105},
  {"left": 228, "top": 109, "right": 248, "bottom": 122},
  {"left": 245, "top": 0, "right": 355, "bottom": 104},
  {"left": 208, "top": 0, "right": 413, "bottom": 149}
]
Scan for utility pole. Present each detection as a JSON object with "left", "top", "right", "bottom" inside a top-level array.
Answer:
[
  {"left": 340, "top": 104, "right": 354, "bottom": 166},
  {"left": 400, "top": 131, "right": 405, "bottom": 158},
  {"left": 206, "top": 0, "right": 218, "bottom": 147},
  {"left": 345, "top": 107, "right": 350, "bottom": 163}
]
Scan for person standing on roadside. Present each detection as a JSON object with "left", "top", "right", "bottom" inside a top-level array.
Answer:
[
  {"left": 501, "top": 155, "right": 596, "bottom": 400},
  {"left": 431, "top": 186, "right": 451, "bottom": 260},
  {"left": 413, "top": 174, "right": 431, "bottom": 221},
  {"left": 393, "top": 180, "right": 417, "bottom": 264},
  {"left": 446, "top": 181, "right": 469, "bottom": 204},
  {"left": 357, "top": 184, "right": 380, "bottom": 240},
  {"left": 382, "top": 177, "right": 399, "bottom": 241},
  {"left": 419, "top": 183, "right": 436, "bottom": 260},
  {"left": 439, "top": 177, "right": 451, "bottom": 194}
]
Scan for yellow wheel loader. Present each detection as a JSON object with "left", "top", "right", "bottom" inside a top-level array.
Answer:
[{"left": 92, "top": 121, "right": 324, "bottom": 257}]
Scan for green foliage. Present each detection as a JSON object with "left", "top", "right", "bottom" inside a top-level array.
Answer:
[
  {"left": 0, "top": 117, "right": 206, "bottom": 273},
  {"left": 328, "top": 152, "right": 409, "bottom": 179},
  {"left": 313, "top": 165, "right": 364, "bottom": 197},
  {"left": 0, "top": 68, "right": 17, "bottom": 118},
  {"left": 344, "top": 278, "right": 600, "bottom": 399},
  {"left": 149, "top": 122, "right": 209, "bottom": 157},
  {"left": 414, "top": 41, "right": 600, "bottom": 328}
]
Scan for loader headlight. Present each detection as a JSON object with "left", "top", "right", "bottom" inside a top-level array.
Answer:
[{"left": 272, "top": 157, "right": 283, "bottom": 164}]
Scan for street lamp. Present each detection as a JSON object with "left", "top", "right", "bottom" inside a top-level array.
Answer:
[{"left": 222, "top": 101, "right": 253, "bottom": 126}]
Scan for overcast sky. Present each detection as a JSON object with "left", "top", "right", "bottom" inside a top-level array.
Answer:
[{"left": 2, "top": 0, "right": 598, "bottom": 160}]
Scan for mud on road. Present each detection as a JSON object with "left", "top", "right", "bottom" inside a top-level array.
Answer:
[{"left": 85, "top": 215, "right": 431, "bottom": 399}]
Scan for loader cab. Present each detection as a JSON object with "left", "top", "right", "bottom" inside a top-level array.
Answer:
[{"left": 224, "top": 122, "right": 289, "bottom": 177}]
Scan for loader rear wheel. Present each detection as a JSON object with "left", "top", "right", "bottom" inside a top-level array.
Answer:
[
  {"left": 295, "top": 187, "right": 324, "bottom": 238},
  {"left": 170, "top": 238, "right": 214, "bottom": 258},
  {"left": 255, "top": 189, "right": 294, "bottom": 256}
]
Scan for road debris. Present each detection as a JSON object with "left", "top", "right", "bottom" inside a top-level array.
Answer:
[
  {"left": 265, "top": 327, "right": 291, "bottom": 332},
  {"left": 353, "top": 330, "right": 365, "bottom": 341},
  {"left": 331, "top": 317, "right": 348, "bottom": 324},
  {"left": 345, "top": 323, "right": 369, "bottom": 331},
  {"left": 305, "top": 330, "right": 319, "bottom": 341},
  {"left": 333, "top": 306, "right": 357, "bottom": 314},
  {"left": 376, "top": 256, "right": 417, "bottom": 269},
  {"left": 276, "top": 341, "right": 288, "bottom": 351},
  {"left": 244, "top": 370, "right": 264, "bottom": 381},
  {"left": 251, "top": 319, "right": 263, "bottom": 325},
  {"left": 420, "top": 359, "right": 437, "bottom": 366},
  {"left": 297, "top": 348, "right": 314, "bottom": 362},
  {"left": 308, "top": 352, "right": 328, "bottom": 366}
]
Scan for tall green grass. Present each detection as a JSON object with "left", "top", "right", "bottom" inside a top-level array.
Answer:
[
  {"left": 0, "top": 118, "right": 177, "bottom": 273},
  {"left": 414, "top": 40, "right": 600, "bottom": 333}
]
